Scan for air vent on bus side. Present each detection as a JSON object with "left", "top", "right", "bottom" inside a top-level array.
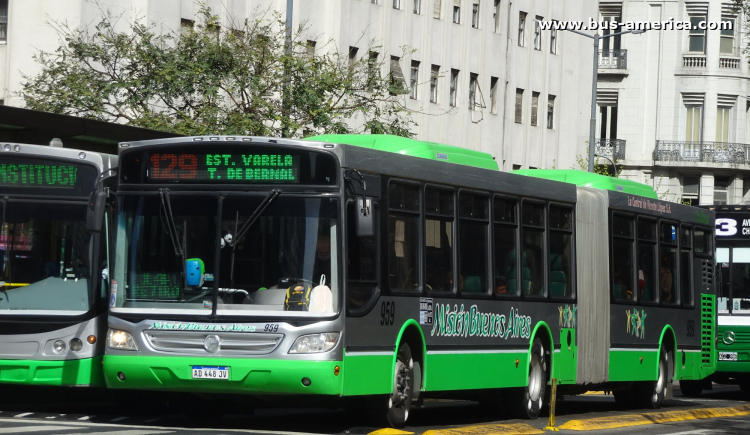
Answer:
[
  {"left": 701, "top": 295, "right": 714, "bottom": 366},
  {"left": 701, "top": 259, "right": 713, "bottom": 285}
]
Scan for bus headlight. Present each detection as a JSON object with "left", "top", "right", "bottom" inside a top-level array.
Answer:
[
  {"left": 53, "top": 340, "right": 66, "bottom": 354},
  {"left": 69, "top": 338, "right": 83, "bottom": 352},
  {"left": 288, "top": 333, "right": 339, "bottom": 354},
  {"left": 107, "top": 329, "right": 138, "bottom": 351}
]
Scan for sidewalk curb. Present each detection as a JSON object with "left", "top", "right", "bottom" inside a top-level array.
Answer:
[{"left": 557, "top": 404, "right": 750, "bottom": 431}]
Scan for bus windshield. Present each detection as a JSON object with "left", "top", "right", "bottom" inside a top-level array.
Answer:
[
  {"left": 112, "top": 194, "right": 339, "bottom": 316},
  {"left": 0, "top": 201, "right": 93, "bottom": 315}
]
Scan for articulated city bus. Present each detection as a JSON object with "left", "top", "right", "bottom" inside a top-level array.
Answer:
[
  {"left": 0, "top": 142, "right": 115, "bottom": 388},
  {"left": 687, "top": 205, "right": 750, "bottom": 397},
  {"left": 104, "top": 134, "right": 715, "bottom": 427}
]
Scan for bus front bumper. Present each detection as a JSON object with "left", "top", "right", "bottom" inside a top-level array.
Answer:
[
  {"left": 0, "top": 356, "right": 104, "bottom": 387},
  {"left": 103, "top": 355, "right": 344, "bottom": 395}
]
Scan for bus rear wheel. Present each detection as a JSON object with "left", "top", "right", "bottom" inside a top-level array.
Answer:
[
  {"left": 510, "top": 338, "right": 547, "bottom": 419},
  {"left": 636, "top": 348, "right": 668, "bottom": 409},
  {"left": 369, "top": 343, "right": 414, "bottom": 428}
]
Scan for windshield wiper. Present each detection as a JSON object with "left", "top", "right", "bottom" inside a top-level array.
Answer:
[
  {"left": 159, "top": 189, "right": 187, "bottom": 300},
  {"left": 227, "top": 189, "right": 281, "bottom": 287}
]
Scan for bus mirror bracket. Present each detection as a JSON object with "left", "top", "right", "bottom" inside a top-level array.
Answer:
[{"left": 87, "top": 190, "right": 107, "bottom": 233}]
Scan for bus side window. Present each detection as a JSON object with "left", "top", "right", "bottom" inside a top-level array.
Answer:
[
  {"left": 680, "top": 225, "right": 693, "bottom": 307},
  {"left": 521, "top": 201, "right": 545, "bottom": 297},
  {"left": 549, "top": 205, "right": 573, "bottom": 298},
  {"left": 459, "top": 192, "right": 489, "bottom": 294},
  {"left": 346, "top": 200, "right": 379, "bottom": 313},
  {"left": 659, "top": 222, "right": 678, "bottom": 305},
  {"left": 612, "top": 214, "right": 635, "bottom": 301},
  {"left": 493, "top": 196, "right": 518, "bottom": 296},
  {"left": 637, "top": 219, "right": 657, "bottom": 303},
  {"left": 388, "top": 182, "right": 420, "bottom": 292},
  {"left": 425, "top": 187, "right": 454, "bottom": 292}
]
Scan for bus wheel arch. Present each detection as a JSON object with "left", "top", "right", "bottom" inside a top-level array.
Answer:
[
  {"left": 530, "top": 322, "right": 553, "bottom": 386},
  {"left": 508, "top": 322, "right": 553, "bottom": 419},
  {"left": 659, "top": 326, "right": 677, "bottom": 384}
]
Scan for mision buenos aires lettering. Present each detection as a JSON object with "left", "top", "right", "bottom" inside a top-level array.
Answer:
[
  {"left": 0, "top": 164, "right": 78, "bottom": 187},
  {"left": 148, "top": 153, "right": 300, "bottom": 183}
]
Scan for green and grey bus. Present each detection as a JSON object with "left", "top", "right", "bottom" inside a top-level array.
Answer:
[
  {"left": 0, "top": 142, "right": 115, "bottom": 388},
  {"left": 104, "top": 134, "right": 716, "bottom": 427}
]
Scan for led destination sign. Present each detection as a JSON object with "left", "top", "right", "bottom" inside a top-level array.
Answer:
[
  {"left": 148, "top": 153, "right": 300, "bottom": 183},
  {"left": 0, "top": 163, "right": 79, "bottom": 187}
]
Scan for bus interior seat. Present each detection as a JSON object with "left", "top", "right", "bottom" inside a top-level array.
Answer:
[
  {"left": 549, "top": 254, "right": 567, "bottom": 297},
  {"left": 506, "top": 250, "right": 532, "bottom": 295},
  {"left": 464, "top": 275, "right": 482, "bottom": 293}
]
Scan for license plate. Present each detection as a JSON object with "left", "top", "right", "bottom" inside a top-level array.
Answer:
[
  {"left": 191, "top": 366, "right": 229, "bottom": 379},
  {"left": 719, "top": 352, "right": 738, "bottom": 361}
]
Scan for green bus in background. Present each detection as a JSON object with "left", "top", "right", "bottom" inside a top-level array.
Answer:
[
  {"left": 103, "top": 134, "right": 715, "bottom": 427},
  {"left": 0, "top": 142, "right": 115, "bottom": 388}
]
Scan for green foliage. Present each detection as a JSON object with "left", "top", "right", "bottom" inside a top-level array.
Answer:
[{"left": 20, "top": 3, "right": 416, "bottom": 138}]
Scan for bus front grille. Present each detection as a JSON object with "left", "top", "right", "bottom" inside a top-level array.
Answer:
[{"left": 144, "top": 330, "right": 283, "bottom": 355}]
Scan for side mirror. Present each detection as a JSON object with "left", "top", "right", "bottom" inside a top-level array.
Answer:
[
  {"left": 356, "top": 198, "right": 374, "bottom": 237},
  {"left": 86, "top": 190, "right": 107, "bottom": 233}
]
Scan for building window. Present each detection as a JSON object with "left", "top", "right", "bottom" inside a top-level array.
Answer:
[
  {"left": 368, "top": 51, "right": 379, "bottom": 87},
  {"left": 518, "top": 12, "right": 526, "bottom": 47},
  {"left": 682, "top": 176, "right": 700, "bottom": 206},
  {"left": 0, "top": 0, "right": 6, "bottom": 43},
  {"left": 550, "top": 22, "right": 557, "bottom": 54},
  {"left": 493, "top": 0, "right": 501, "bottom": 33},
  {"left": 721, "top": 18, "right": 735, "bottom": 55},
  {"left": 449, "top": 69, "right": 459, "bottom": 106},
  {"left": 515, "top": 88, "right": 523, "bottom": 123},
  {"left": 472, "top": 1, "right": 480, "bottom": 28},
  {"left": 390, "top": 56, "right": 406, "bottom": 95},
  {"left": 685, "top": 105, "right": 702, "bottom": 142},
  {"left": 688, "top": 16, "right": 706, "bottom": 53},
  {"left": 490, "top": 76, "right": 498, "bottom": 114},
  {"left": 394, "top": 0, "right": 401, "bottom": 9},
  {"left": 531, "top": 92, "right": 539, "bottom": 126},
  {"left": 534, "top": 16, "right": 542, "bottom": 50},
  {"left": 469, "top": 73, "right": 478, "bottom": 109},
  {"left": 180, "top": 18, "right": 195, "bottom": 35},
  {"left": 547, "top": 95, "right": 555, "bottom": 128},
  {"left": 453, "top": 2, "right": 461, "bottom": 24},
  {"left": 430, "top": 65, "right": 440, "bottom": 103},
  {"left": 434, "top": 0, "right": 442, "bottom": 19},
  {"left": 348, "top": 46, "right": 359, "bottom": 72},
  {"left": 414, "top": 0, "right": 421, "bottom": 14},
  {"left": 372, "top": 0, "right": 378, "bottom": 4},
  {"left": 714, "top": 177, "right": 729, "bottom": 205},
  {"left": 717, "top": 106, "right": 733, "bottom": 142},
  {"left": 306, "top": 40, "right": 316, "bottom": 57},
  {"left": 512, "top": 164, "right": 521, "bottom": 170},
  {"left": 410, "top": 61, "right": 420, "bottom": 99}
]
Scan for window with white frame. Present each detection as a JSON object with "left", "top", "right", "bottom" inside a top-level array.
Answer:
[
  {"left": 550, "top": 22, "right": 557, "bottom": 54},
  {"left": 414, "top": 0, "right": 421, "bottom": 14},
  {"left": 534, "top": 16, "right": 542, "bottom": 50},
  {"left": 306, "top": 40, "right": 316, "bottom": 57},
  {"left": 515, "top": 88, "right": 523, "bottom": 123},
  {"left": 720, "top": 18, "right": 735, "bottom": 55},
  {"left": 688, "top": 16, "right": 706, "bottom": 53},
  {"left": 469, "top": 73, "right": 478, "bottom": 109},
  {"left": 714, "top": 177, "right": 729, "bottom": 205},
  {"left": 682, "top": 176, "right": 700, "bottom": 206},
  {"left": 348, "top": 46, "right": 359, "bottom": 72},
  {"left": 394, "top": 0, "right": 401, "bottom": 9},
  {"left": 472, "top": 1, "right": 480, "bottom": 28},
  {"left": 0, "top": 0, "right": 6, "bottom": 43},
  {"left": 685, "top": 105, "right": 702, "bottom": 142},
  {"left": 490, "top": 76, "right": 498, "bottom": 114},
  {"left": 531, "top": 92, "right": 539, "bottom": 126},
  {"left": 717, "top": 106, "right": 733, "bottom": 143},
  {"left": 430, "top": 65, "right": 440, "bottom": 103},
  {"left": 453, "top": 1, "right": 461, "bottom": 24},
  {"left": 493, "top": 0, "right": 500, "bottom": 33},
  {"left": 518, "top": 12, "right": 526, "bottom": 47},
  {"left": 450, "top": 69, "right": 459, "bottom": 106},
  {"left": 434, "top": 0, "right": 442, "bottom": 19},
  {"left": 410, "top": 61, "right": 420, "bottom": 99}
]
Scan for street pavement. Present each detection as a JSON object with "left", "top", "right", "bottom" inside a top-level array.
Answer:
[{"left": 0, "top": 383, "right": 748, "bottom": 434}]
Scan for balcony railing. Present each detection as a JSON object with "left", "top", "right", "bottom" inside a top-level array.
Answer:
[
  {"left": 719, "top": 57, "right": 740, "bottom": 69},
  {"left": 598, "top": 49, "right": 627, "bottom": 69},
  {"left": 654, "top": 140, "right": 750, "bottom": 164},
  {"left": 683, "top": 55, "right": 706, "bottom": 68},
  {"left": 595, "top": 138, "right": 626, "bottom": 160}
]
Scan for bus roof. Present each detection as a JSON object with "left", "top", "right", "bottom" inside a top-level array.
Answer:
[
  {"left": 511, "top": 169, "right": 659, "bottom": 199},
  {"left": 305, "top": 134, "right": 499, "bottom": 171}
]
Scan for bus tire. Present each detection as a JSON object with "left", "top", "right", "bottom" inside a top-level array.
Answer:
[
  {"left": 636, "top": 348, "right": 668, "bottom": 409},
  {"left": 678, "top": 380, "right": 703, "bottom": 398},
  {"left": 510, "top": 338, "right": 547, "bottom": 419},
  {"left": 368, "top": 343, "right": 414, "bottom": 428}
]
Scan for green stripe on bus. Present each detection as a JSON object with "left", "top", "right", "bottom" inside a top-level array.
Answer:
[
  {"left": 608, "top": 350, "right": 659, "bottom": 381},
  {"left": 103, "top": 355, "right": 344, "bottom": 395},
  {"left": 0, "top": 355, "right": 104, "bottom": 387}
]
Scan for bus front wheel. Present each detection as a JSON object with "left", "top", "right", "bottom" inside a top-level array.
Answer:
[
  {"left": 369, "top": 343, "right": 414, "bottom": 428},
  {"left": 510, "top": 338, "right": 547, "bottom": 419},
  {"left": 636, "top": 348, "right": 668, "bottom": 409}
]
